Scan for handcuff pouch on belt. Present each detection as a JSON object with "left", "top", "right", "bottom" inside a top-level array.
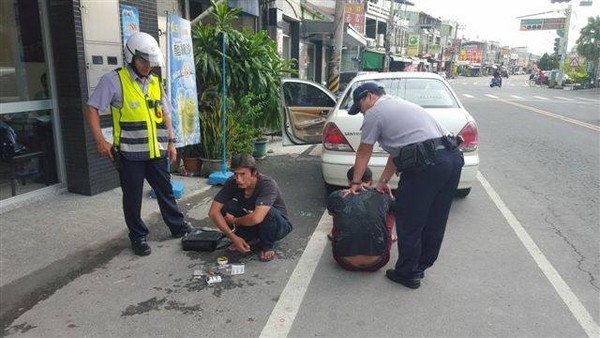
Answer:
[
  {"left": 392, "top": 135, "right": 462, "bottom": 173},
  {"left": 393, "top": 141, "right": 435, "bottom": 173}
]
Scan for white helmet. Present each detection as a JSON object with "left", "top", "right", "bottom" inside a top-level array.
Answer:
[{"left": 125, "top": 32, "right": 164, "bottom": 68}]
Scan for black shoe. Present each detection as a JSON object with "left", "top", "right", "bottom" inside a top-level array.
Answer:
[
  {"left": 172, "top": 221, "right": 198, "bottom": 238},
  {"left": 386, "top": 269, "right": 421, "bottom": 289},
  {"left": 416, "top": 271, "right": 425, "bottom": 279},
  {"left": 132, "top": 239, "right": 151, "bottom": 256}
]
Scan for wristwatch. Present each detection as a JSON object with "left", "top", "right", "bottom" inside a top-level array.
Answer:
[{"left": 351, "top": 181, "right": 362, "bottom": 186}]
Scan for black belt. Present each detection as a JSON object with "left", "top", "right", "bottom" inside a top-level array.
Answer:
[{"left": 427, "top": 137, "right": 446, "bottom": 151}]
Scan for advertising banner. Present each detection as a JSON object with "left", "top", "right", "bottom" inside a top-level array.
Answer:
[
  {"left": 458, "top": 49, "right": 483, "bottom": 63},
  {"left": 121, "top": 5, "right": 139, "bottom": 49},
  {"left": 167, "top": 14, "right": 200, "bottom": 148},
  {"left": 407, "top": 34, "right": 419, "bottom": 57},
  {"left": 345, "top": 2, "right": 365, "bottom": 34}
]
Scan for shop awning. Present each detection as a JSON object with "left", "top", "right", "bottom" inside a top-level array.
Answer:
[
  {"left": 390, "top": 55, "right": 413, "bottom": 63},
  {"left": 190, "top": 0, "right": 259, "bottom": 17},
  {"left": 301, "top": 21, "right": 369, "bottom": 47},
  {"left": 362, "top": 50, "right": 385, "bottom": 70}
]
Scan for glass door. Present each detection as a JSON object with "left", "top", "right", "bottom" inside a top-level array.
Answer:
[{"left": 0, "top": 0, "right": 59, "bottom": 200}]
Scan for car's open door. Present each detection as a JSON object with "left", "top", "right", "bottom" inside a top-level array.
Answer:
[{"left": 281, "top": 79, "right": 337, "bottom": 146}]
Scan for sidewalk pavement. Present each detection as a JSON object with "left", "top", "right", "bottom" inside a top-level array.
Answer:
[{"left": 0, "top": 137, "right": 311, "bottom": 325}]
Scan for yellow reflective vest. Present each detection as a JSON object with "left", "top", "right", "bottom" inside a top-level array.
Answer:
[{"left": 111, "top": 67, "right": 168, "bottom": 160}]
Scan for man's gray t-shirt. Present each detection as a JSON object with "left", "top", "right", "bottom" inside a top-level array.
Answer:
[
  {"left": 360, "top": 95, "right": 448, "bottom": 157},
  {"left": 214, "top": 173, "right": 288, "bottom": 218}
]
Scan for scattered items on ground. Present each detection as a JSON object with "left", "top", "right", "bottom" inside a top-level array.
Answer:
[{"left": 192, "top": 259, "right": 246, "bottom": 285}]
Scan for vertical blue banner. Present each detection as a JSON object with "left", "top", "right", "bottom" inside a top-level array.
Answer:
[
  {"left": 121, "top": 5, "right": 139, "bottom": 50},
  {"left": 167, "top": 14, "right": 200, "bottom": 147}
]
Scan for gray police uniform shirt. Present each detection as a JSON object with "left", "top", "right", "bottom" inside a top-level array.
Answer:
[
  {"left": 87, "top": 65, "right": 173, "bottom": 114},
  {"left": 360, "top": 95, "right": 448, "bottom": 157}
]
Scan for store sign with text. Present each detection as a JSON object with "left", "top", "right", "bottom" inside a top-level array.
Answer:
[{"left": 344, "top": 2, "right": 365, "bottom": 34}]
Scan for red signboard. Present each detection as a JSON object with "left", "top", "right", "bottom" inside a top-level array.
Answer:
[
  {"left": 345, "top": 3, "right": 365, "bottom": 34},
  {"left": 458, "top": 49, "right": 483, "bottom": 63}
]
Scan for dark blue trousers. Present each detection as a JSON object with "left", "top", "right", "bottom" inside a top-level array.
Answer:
[
  {"left": 393, "top": 148, "right": 464, "bottom": 279},
  {"left": 222, "top": 200, "right": 293, "bottom": 251},
  {"left": 118, "top": 155, "right": 185, "bottom": 242}
]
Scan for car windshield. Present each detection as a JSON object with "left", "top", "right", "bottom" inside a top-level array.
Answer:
[{"left": 341, "top": 78, "right": 459, "bottom": 110}]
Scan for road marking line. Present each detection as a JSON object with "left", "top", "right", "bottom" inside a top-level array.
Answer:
[
  {"left": 463, "top": 94, "right": 474, "bottom": 98},
  {"left": 576, "top": 97, "right": 597, "bottom": 102},
  {"left": 477, "top": 172, "right": 599, "bottom": 338},
  {"left": 260, "top": 212, "right": 332, "bottom": 338},
  {"left": 485, "top": 94, "right": 498, "bottom": 99},
  {"left": 533, "top": 95, "right": 549, "bottom": 100},
  {"left": 498, "top": 99, "right": 600, "bottom": 132},
  {"left": 511, "top": 95, "right": 523, "bottom": 99},
  {"left": 554, "top": 96, "right": 574, "bottom": 101}
]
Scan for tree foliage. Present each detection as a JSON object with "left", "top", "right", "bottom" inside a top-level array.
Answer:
[
  {"left": 537, "top": 53, "right": 558, "bottom": 70},
  {"left": 575, "top": 16, "right": 600, "bottom": 65}
]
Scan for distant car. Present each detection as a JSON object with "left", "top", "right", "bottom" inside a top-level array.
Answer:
[{"left": 281, "top": 72, "right": 479, "bottom": 197}]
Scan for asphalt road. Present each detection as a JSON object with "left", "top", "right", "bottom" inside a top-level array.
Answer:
[{"left": 3, "top": 76, "right": 599, "bottom": 337}]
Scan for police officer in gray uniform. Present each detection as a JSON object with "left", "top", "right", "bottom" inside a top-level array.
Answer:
[
  {"left": 86, "top": 32, "right": 195, "bottom": 256},
  {"left": 346, "top": 82, "right": 464, "bottom": 289}
]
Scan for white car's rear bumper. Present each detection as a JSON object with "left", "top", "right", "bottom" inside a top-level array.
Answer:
[{"left": 321, "top": 150, "right": 478, "bottom": 190}]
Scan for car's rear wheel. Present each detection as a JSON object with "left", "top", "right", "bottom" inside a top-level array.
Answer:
[{"left": 455, "top": 188, "right": 471, "bottom": 198}]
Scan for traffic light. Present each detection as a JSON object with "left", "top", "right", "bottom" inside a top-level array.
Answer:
[{"left": 553, "top": 37, "right": 561, "bottom": 55}]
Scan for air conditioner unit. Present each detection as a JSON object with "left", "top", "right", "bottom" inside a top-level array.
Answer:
[{"left": 377, "top": 34, "right": 385, "bottom": 47}]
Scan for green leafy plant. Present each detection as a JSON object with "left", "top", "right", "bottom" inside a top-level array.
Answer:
[
  {"left": 192, "top": 0, "right": 296, "bottom": 152},
  {"left": 198, "top": 87, "right": 236, "bottom": 159}
]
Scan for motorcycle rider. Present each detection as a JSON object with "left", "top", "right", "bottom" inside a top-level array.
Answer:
[{"left": 493, "top": 69, "right": 502, "bottom": 87}]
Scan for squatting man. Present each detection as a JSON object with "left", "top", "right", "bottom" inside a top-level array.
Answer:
[{"left": 208, "top": 154, "right": 293, "bottom": 262}]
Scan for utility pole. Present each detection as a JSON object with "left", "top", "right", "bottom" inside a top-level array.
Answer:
[
  {"left": 383, "top": 0, "right": 395, "bottom": 72},
  {"left": 327, "top": 0, "right": 345, "bottom": 94},
  {"left": 556, "top": 4, "right": 571, "bottom": 88}
]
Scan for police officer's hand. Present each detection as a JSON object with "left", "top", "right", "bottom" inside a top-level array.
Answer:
[
  {"left": 96, "top": 139, "right": 113, "bottom": 161},
  {"left": 167, "top": 143, "right": 177, "bottom": 164},
  {"left": 376, "top": 181, "right": 394, "bottom": 198},
  {"left": 342, "top": 183, "right": 364, "bottom": 197},
  {"left": 230, "top": 235, "right": 251, "bottom": 253}
]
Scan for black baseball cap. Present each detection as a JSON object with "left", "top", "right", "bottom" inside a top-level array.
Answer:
[{"left": 348, "top": 82, "right": 383, "bottom": 115}]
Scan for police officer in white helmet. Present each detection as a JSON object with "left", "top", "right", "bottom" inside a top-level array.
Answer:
[{"left": 86, "top": 32, "right": 196, "bottom": 256}]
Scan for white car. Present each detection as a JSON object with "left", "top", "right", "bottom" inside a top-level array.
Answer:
[{"left": 281, "top": 72, "right": 479, "bottom": 197}]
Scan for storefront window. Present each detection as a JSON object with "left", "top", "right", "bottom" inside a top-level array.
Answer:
[{"left": 0, "top": 0, "right": 58, "bottom": 200}]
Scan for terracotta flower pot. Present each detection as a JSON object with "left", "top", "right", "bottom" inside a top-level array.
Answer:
[
  {"left": 200, "top": 158, "right": 225, "bottom": 178},
  {"left": 182, "top": 157, "right": 200, "bottom": 176}
]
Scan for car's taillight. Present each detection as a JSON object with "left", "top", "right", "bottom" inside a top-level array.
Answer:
[
  {"left": 323, "top": 122, "right": 354, "bottom": 152},
  {"left": 458, "top": 121, "right": 478, "bottom": 152}
]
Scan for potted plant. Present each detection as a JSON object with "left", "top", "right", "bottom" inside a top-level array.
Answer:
[
  {"left": 181, "top": 144, "right": 202, "bottom": 175},
  {"left": 198, "top": 90, "right": 237, "bottom": 177},
  {"left": 237, "top": 92, "right": 270, "bottom": 159},
  {"left": 192, "top": 0, "right": 296, "bottom": 162}
]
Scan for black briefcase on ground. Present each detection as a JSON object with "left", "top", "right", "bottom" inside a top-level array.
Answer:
[{"left": 181, "top": 230, "right": 226, "bottom": 252}]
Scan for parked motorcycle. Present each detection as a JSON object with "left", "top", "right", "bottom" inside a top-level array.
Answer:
[{"left": 490, "top": 76, "right": 502, "bottom": 88}]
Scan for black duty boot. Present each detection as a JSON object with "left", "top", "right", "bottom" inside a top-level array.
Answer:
[
  {"left": 132, "top": 239, "right": 151, "bottom": 256},
  {"left": 386, "top": 269, "right": 421, "bottom": 289},
  {"left": 172, "top": 221, "right": 198, "bottom": 238}
]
